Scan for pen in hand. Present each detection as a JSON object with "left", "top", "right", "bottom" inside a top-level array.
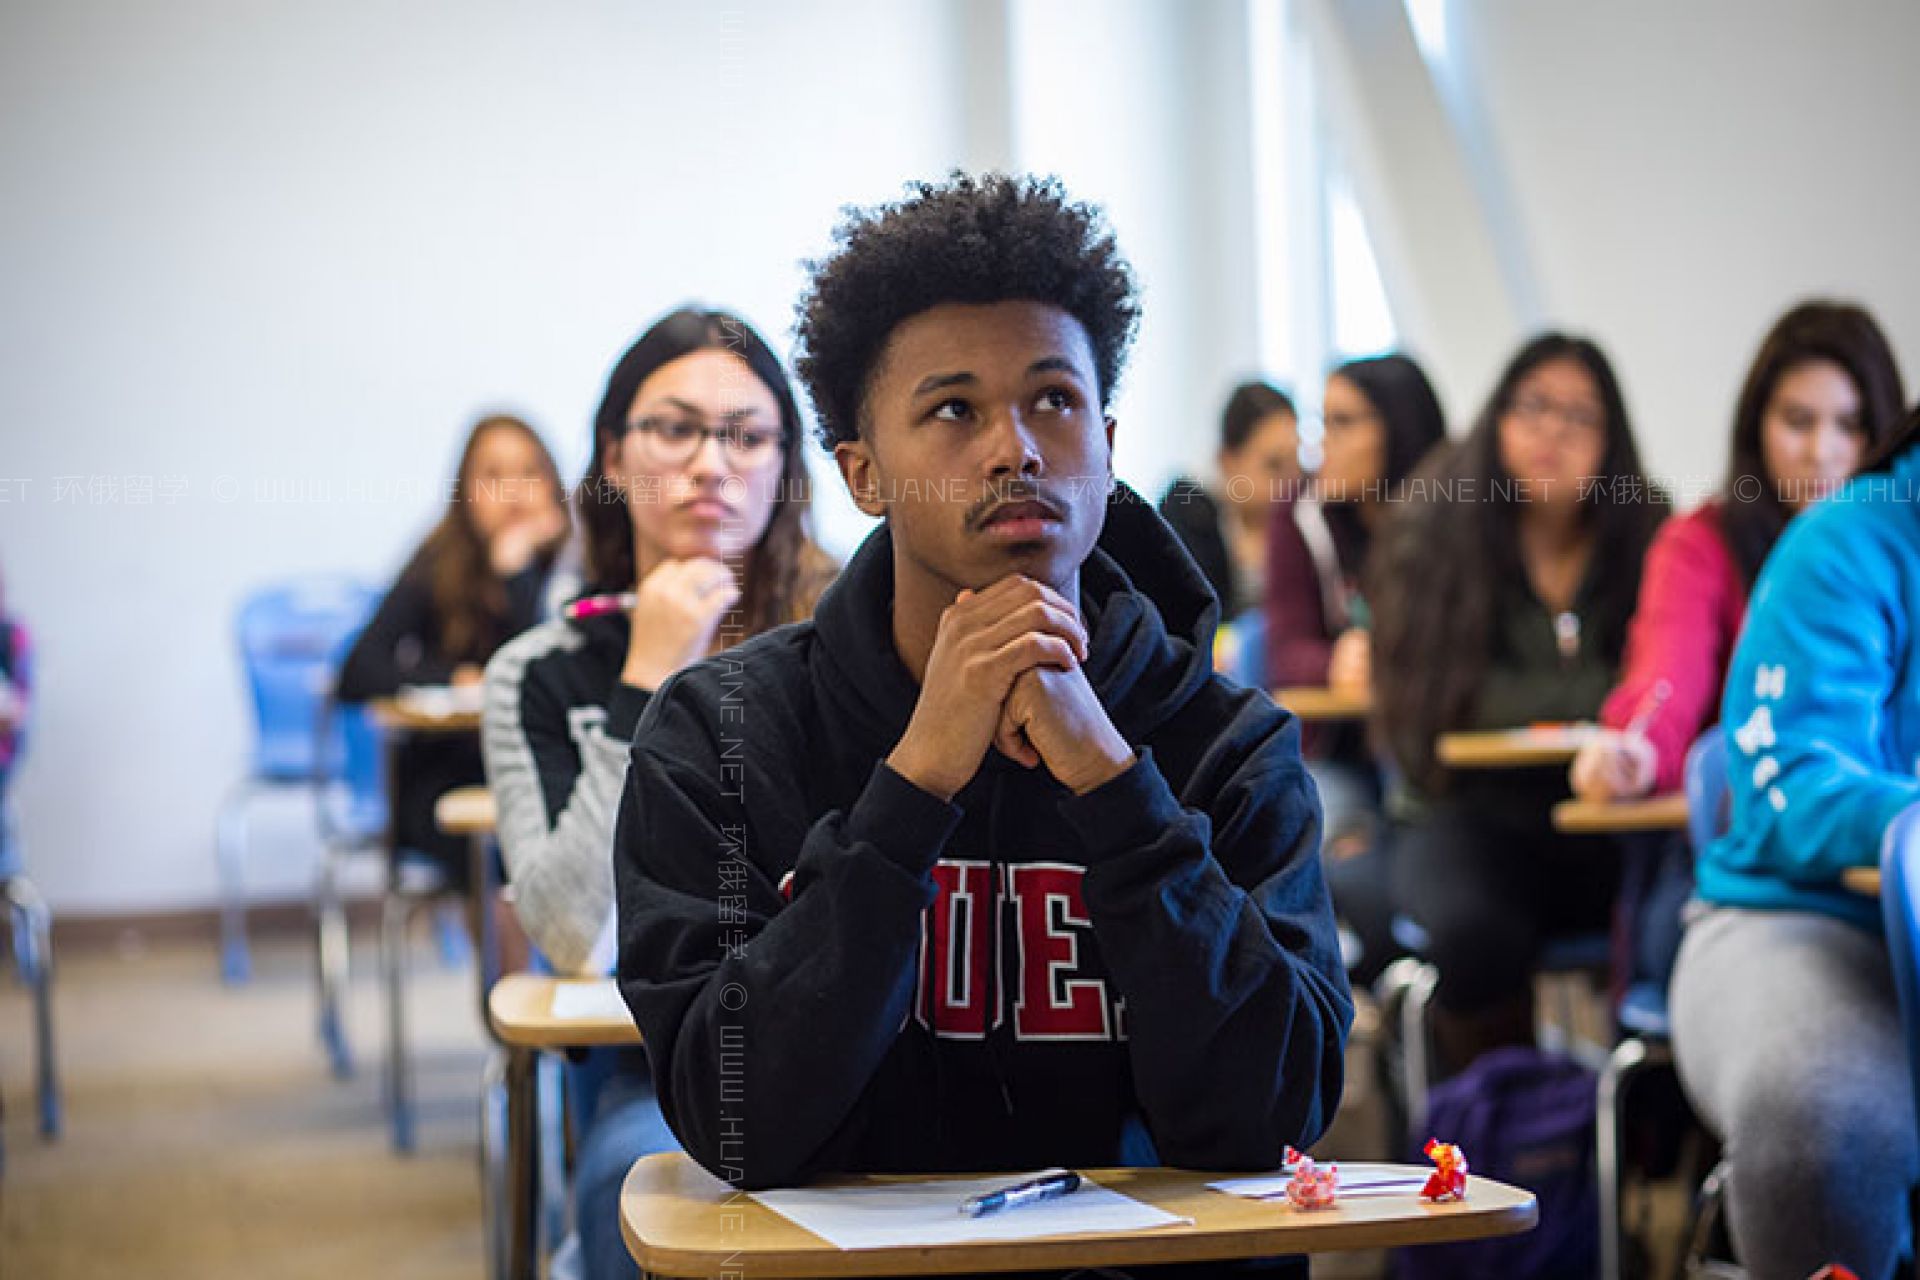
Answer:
[
  {"left": 1625, "top": 678, "right": 1673, "bottom": 738},
  {"left": 564, "top": 592, "right": 639, "bottom": 621},
  {"left": 959, "top": 1171, "right": 1083, "bottom": 1217}
]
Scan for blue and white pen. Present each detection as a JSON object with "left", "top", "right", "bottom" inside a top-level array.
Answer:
[{"left": 959, "top": 1171, "right": 1083, "bottom": 1217}]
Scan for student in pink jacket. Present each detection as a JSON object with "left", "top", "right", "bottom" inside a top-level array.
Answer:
[{"left": 1571, "top": 302, "right": 1907, "bottom": 802}]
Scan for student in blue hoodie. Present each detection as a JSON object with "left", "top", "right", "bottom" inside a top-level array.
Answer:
[
  {"left": 611, "top": 175, "right": 1352, "bottom": 1236},
  {"left": 1671, "top": 403, "right": 1920, "bottom": 1280}
]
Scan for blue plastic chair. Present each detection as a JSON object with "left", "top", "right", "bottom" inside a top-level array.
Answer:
[
  {"left": 1597, "top": 726, "right": 1730, "bottom": 1280},
  {"left": 1878, "top": 803, "right": 1920, "bottom": 1150},
  {"left": 217, "top": 577, "right": 378, "bottom": 983}
]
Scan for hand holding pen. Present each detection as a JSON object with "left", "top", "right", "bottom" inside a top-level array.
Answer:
[{"left": 1570, "top": 678, "right": 1670, "bottom": 801}]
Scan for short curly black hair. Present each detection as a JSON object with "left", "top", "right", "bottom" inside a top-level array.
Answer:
[{"left": 795, "top": 172, "right": 1140, "bottom": 451}]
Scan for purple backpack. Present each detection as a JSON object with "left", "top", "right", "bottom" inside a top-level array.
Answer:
[{"left": 1398, "top": 1045, "right": 1599, "bottom": 1280}]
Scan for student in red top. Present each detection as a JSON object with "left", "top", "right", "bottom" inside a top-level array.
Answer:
[{"left": 1570, "top": 302, "right": 1907, "bottom": 803}]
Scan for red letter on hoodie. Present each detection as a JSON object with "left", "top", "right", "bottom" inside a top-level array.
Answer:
[
  {"left": 1007, "top": 862, "right": 1111, "bottom": 1040},
  {"left": 917, "top": 859, "right": 995, "bottom": 1038}
]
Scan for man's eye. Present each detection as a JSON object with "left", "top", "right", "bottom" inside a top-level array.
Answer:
[
  {"left": 1036, "top": 388, "right": 1076, "bottom": 413},
  {"left": 932, "top": 399, "right": 972, "bottom": 422}
]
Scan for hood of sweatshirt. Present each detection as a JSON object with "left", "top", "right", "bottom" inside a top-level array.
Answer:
[{"left": 809, "top": 482, "right": 1220, "bottom": 758}]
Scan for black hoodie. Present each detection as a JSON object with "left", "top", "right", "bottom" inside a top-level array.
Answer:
[{"left": 613, "top": 486, "right": 1352, "bottom": 1191}]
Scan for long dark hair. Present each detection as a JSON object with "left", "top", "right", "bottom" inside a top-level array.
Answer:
[
  {"left": 1321, "top": 353, "right": 1449, "bottom": 565},
  {"left": 1721, "top": 301, "right": 1906, "bottom": 587},
  {"left": 578, "top": 306, "right": 830, "bottom": 637},
  {"left": 420, "top": 415, "right": 566, "bottom": 663},
  {"left": 1858, "top": 400, "right": 1920, "bottom": 476},
  {"left": 1330, "top": 352, "right": 1449, "bottom": 495},
  {"left": 1220, "top": 381, "right": 1296, "bottom": 452},
  {"left": 1369, "top": 334, "right": 1667, "bottom": 791}
]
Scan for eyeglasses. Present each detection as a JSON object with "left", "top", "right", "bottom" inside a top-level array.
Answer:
[
  {"left": 620, "top": 416, "right": 788, "bottom": 467},
  {"left": 1507, "top": 394, "right": 1605, "bottom": 437}
]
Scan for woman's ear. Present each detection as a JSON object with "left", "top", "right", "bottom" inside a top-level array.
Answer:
[{"left": 835, "top": 439, "right": 887, "bottom": 518}]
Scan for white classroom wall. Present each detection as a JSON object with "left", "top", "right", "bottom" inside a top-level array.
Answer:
[
  {"left": 1357, "top": 0, "right": 1920, "bottom": 489},
  {"left": 0, "top": 0, "right": 1253, "bottom": 914},
  {"left": 2, "top": 0, "right": 1915, "bottom": 915}
]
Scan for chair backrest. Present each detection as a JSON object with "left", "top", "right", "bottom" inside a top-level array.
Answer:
[
  {"left": 1683, "top": 726, "right": 1730, "bottom": 853},
  {"left": 236, "top": 578, "right": 378, "bottom": 782},
  {"left": 1878, "top": 803, "right": 1920, "bottom": 1152}
]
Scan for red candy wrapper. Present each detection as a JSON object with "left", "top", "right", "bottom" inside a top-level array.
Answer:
[
  {"left": 1420, "top": 1138, "right": 1468, "bottom": 1202},
  {"left": 1283, "top": 1154, "right": 1340, "bottom": 1210}
]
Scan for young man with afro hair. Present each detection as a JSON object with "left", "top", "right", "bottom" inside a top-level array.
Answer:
[{"left": 612, "top": 174, "right": 1351, "bottom": 1224}]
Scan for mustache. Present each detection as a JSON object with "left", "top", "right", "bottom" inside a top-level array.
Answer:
[{"left": 967, "top": 480, "right": 1066, "bottom": 530}]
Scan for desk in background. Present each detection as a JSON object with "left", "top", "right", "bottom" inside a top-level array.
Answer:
[
  {"left": 1273, "top": 686, "right": 1371, "bottom": 723},
  {"left": 1551, "top": 793, "right": 1690, "bottom": 835},
  {"left": 1436, "top": 724, "right": 1599, "bottom": 770}
]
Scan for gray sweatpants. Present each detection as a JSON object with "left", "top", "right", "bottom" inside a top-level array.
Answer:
[{"left": 1671, "top": 906, "right": 1918, "bottom": 1280}]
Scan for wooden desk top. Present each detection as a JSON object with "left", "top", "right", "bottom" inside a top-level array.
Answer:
[
  {"left": 488, "top": 975, "right": 642, "bottom": 1049},
  {"left": 1843, "top": 866, "right": 1882, "bottom": 896},
  {"left": 434, "top": 786, "right": 497, "bottom": 836},
  {"left": 1551, "top": 792, "right": 1690, "bottom": 835},
  {"left": 620, "top": 1153, "right": 1537, "bottom": 1277},
  {"left": 1273, "top": 686, "right": 1372, "bottom": 723},
  {"left": 369, "top": 693, "right": 484, "bottom": 734},
  {"left": 1436, "top": 725, "right": 1600, "bottom": 770}
]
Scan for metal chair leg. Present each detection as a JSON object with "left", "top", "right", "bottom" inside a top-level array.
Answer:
[
  {"left": 6, "top": 876, "right": 60, "bottom": 1138},
  {"left": 1397, "top": 959, "right": 1439, "bottom": 1137},
  {"left": 381, "top": 887, "right": 416, "bottom": 1154},
  {"left": 313, "top": 846, "right": 354, "bottom": 1079},
  {"left": 504, "top": 1045, "right": 542, "bottom": 1280},
  {"left": 1683, "top": 1158, "right": 1740, "bottom": 1279},
  {"left": 215, "top": 784, "right": 256, "bottom": 984},
  {"left": 1598, "top": 1035, "right": 1661, "bottom": 1280},
  {"left": 479, "top": 1048, "right": 511, "bottom": 1280}
]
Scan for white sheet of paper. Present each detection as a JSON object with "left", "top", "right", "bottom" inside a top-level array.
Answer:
[
  {"left": 549, "top": 981, "right": 627, "bottom": 1022},
  {"left": 396, "top": 683, "right": 485, "bottom": 717},
  {"left": 1209, "top": 1163, "right": 1432, "bottom": 1201},
  {"left": 750, "top": 1168, "right": 1189, "bottom": 1250}
]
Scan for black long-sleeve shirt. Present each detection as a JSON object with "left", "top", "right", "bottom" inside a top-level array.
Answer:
[{"left": 337, "top": 544, "right": 548, "bottom": 880}]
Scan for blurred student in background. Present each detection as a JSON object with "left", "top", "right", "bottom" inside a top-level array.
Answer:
[
  {"left": 1671, "top": 404, "right": 1920, "bottom": 1280},
  {"left": 336, "top": 414, "right": 569, "bottom": 890},
  {"left": 1572, "top": 301, "right": 1907, "bottom": 803},
  {"left": 483, "top": 307, "right": 834, "bottom": 1280},
  {"left": 1265, "top": 353, "right": 1447, "bottom": 982},
  {"left": 1370, "top": 334, "right": 1666, "bottom": 1070},
  {"left": 0, "top": 559, "right": 30, "bottom": 881},
  {"left": 1159, "top": 380, "right": 1298, "bottom": 676}
]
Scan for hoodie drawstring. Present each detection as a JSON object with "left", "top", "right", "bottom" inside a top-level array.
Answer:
[{"left": 987, "top": 773, "right": 1017, "bottom": 1119}]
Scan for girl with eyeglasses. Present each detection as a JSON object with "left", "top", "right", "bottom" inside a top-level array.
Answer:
[
  {"left": 1368, "top": 334, "right": 1666, "bottom": 1075},
  {"left": 481, "top": 306, "right": 833, "bottom": 1280}
]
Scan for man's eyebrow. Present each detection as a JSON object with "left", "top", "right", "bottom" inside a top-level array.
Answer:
[
  {"left": 912, "top": 370, "right": 977, "bottom": 396},
  {"left": 1028, "top": 356, "right": 1086, "bottom": 378}
]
